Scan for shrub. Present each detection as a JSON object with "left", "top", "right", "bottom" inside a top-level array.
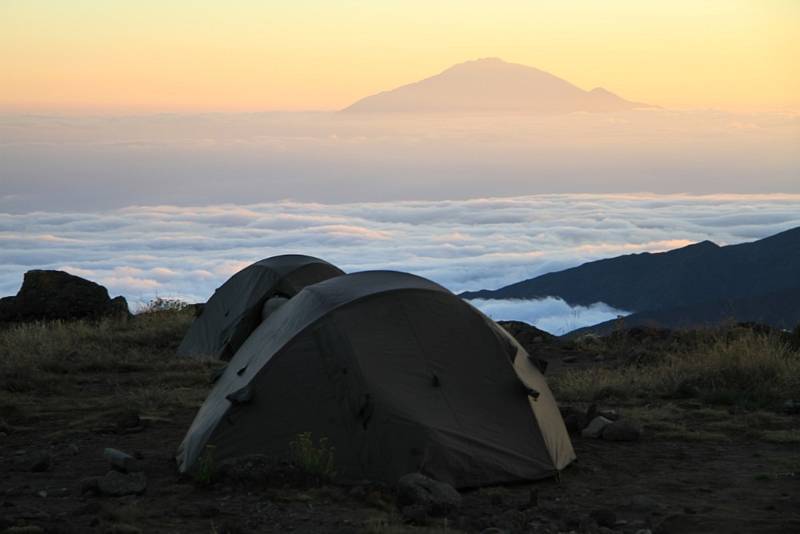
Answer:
[
  {"left": 195, "top": 445, "right": 216, "bottom": 485},
  {"left": 0, "top": 311, "right": 196, "bottom": 395},
  {"left": 138, "top": 297, "right": 191, "bottom": 314},
  {"left": 289, "top": 432, "right": 336, "bottom": 482}
]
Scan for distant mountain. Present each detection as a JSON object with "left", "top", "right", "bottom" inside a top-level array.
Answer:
[
  {"left": 342, "top": 58, "right": 650, "bottom": 113},
  {"left": 461, "top": 227, "right": 800, "bottom": 330},
  {"left": 567, "top": 288, "right": 800, "bottom": 337}
]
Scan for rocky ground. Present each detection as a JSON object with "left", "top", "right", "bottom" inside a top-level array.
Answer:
[{"left": 1, "top": 314, "right": 798, "bottom": 533}]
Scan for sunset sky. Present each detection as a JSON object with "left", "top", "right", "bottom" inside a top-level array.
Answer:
[{"left": 2, "top": 0, "right": 798, "bottom": 113}]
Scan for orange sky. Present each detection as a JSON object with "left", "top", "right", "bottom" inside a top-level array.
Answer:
[{"left": 1, "top": 0, "right": 798, "bottom": 113}]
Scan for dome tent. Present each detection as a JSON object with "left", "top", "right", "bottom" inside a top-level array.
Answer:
[
  {"left": 176, "top": 255, "right": 344, "bottom": 360},
  {"left": 176, "top": 271, "right": 574, "bottom": 488}
]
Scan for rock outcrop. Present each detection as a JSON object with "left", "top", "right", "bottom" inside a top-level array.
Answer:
[{"left": 0, "top": 270, "right": 130, "bottom": 323}]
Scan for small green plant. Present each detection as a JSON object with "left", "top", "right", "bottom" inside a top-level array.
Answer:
[
  {"left": 195, "top": 445, "right": 216, "bottom": 485},
  {"left": 139, "top": 296, "right": 190, "bottom": 314},
  {"left": 289, "top": 432, "right": 336, "bottom": 482}
]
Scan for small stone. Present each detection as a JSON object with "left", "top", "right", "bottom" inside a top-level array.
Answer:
[
  {"left": 104, "top": 448, "right": 140, "bottom": 473},
  {"left": 36, "top": 490, "right": 47, "bottom": 498},
  {"left": 582, "top": 416, "right": 613, "bottom": 438},
  {"left": 397, "top": 473, "right": 461, "bottom": 516},
  {"left": 602, "top": 420, "right": 642, "bottom": 441}
]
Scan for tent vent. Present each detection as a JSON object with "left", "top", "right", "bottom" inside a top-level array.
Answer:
[
  {"left": 525, "top": 387, "right": 541, "bottom": 400},
  {"left": 226, "top": 386, "right": 253, "bottom": 405},
  {"left": 236, "top": 366, "right": 248, "bottom": 376}
]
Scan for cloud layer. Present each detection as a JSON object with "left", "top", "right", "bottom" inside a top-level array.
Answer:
[
  {"left": 468, "top": 298, "right": 629, "bottom": 335},
  {"left": 1, "top": 193, "right": 799, "bottom": 333}
]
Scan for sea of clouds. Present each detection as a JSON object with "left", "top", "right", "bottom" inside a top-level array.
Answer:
[
  {"left": 2, "top": 110, "right": 798, "bottom": 333},
  {"left": 2, "top": 193, "right": 799, "bottom": 334}
]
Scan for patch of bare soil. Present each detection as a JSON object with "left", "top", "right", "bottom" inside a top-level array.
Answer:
[{"left": 2, "top": 387, "right": 797, "bottom": 533}]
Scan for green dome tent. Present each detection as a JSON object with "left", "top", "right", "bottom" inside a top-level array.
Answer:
[
  {"left": 176, "top": 270, "right": 574, "bottom": 488},
  {"left": 176, "top": 255, "right": 344, "bottom": 360}
]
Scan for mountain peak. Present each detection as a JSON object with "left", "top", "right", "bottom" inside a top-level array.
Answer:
[{"left": 343, "top": 58, "right": 650, "bottom": 113}]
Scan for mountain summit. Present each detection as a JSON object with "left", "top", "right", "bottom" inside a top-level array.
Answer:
[{"left": 343, "top": 58, "right": 650, "bottom": 113}]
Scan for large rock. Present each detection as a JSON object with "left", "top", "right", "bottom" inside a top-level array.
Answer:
[
  {"left": 581, "top": 416, "right": 613, "bottom": 438},
  {"left": 397, "top": 473, "right": 462, "bottom": 517},
  {"left": 0, "top": 270, "right": 129, "bottom": 323}
]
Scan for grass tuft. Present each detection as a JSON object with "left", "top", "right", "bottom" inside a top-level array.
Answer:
[{"left": 553, "top": 331, "right": 800, "bottom": 410}]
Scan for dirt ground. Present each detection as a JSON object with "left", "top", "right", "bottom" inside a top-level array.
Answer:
[
  {"left": 0, "top": 316, "right": 800, "bottom": 534},
  {"left": 2, "top": 361, "right": 798, "bottom": 534}
]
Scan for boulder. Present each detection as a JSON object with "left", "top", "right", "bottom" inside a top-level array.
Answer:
[
  {"left": 104, "top": 448, "right": 141, "bottom": 473},
  {"left": 0, "top": 270, "right": 130, "bottom": 323},
  {"left": 397, "top": 473, "right": 461, "bottom": 517},
  {"left": 602, "top": 420, "right": 642, "bottom": 441},
  {"left": 96, "top": 470, "right": 147, "bottom": 496},
  {"left": 581, "top": 416, "right": 613, "bottom": 438}
]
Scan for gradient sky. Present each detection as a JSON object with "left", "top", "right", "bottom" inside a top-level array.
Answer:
[{"left": 2, "top": 0, "right": 798, "bottom": 113}]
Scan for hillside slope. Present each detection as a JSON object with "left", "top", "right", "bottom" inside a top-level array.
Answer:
[
  {"left": 567, "top": 287, "right": 800, "bottom": 337},
  {"left": 461, "top": 227, "right": 800, "bottom": 314}
]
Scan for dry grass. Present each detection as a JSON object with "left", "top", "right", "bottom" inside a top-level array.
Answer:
[
  {"left": 0, "top": 309, "right": 219, "bottom": 426},
  {"left": 553, "top": 331, "right": 800, "bottom": 410}
]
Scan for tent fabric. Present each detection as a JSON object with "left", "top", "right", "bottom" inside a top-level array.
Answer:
[
  {"left": 176, "top": 255, "right": 344, "bottom": 360},
  {"left": 176, "top": 270, "right": 575, "bottom": 488}
]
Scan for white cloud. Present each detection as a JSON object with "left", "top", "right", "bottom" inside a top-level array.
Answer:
[
  {"left": 0, "top": 193, "right": 798, "bottom": 335},
  {"left": 467, "top": 298, "right": 629, "bottom": 335}
]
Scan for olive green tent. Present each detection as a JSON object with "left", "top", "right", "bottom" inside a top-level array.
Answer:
[
  {"left": 177, "top": 270, "right": 574, "bottom": 487},
  {"left": 176, "top": 255, "right": 344, "bottom": 360}
]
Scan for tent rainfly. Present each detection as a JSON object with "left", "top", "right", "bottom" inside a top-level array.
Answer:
[
  {"left": 176, "top": 255, "right": 344, "bottom": 360},
  {"left": 177, "top": 270, "right": 575, "bottom": 487}
]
